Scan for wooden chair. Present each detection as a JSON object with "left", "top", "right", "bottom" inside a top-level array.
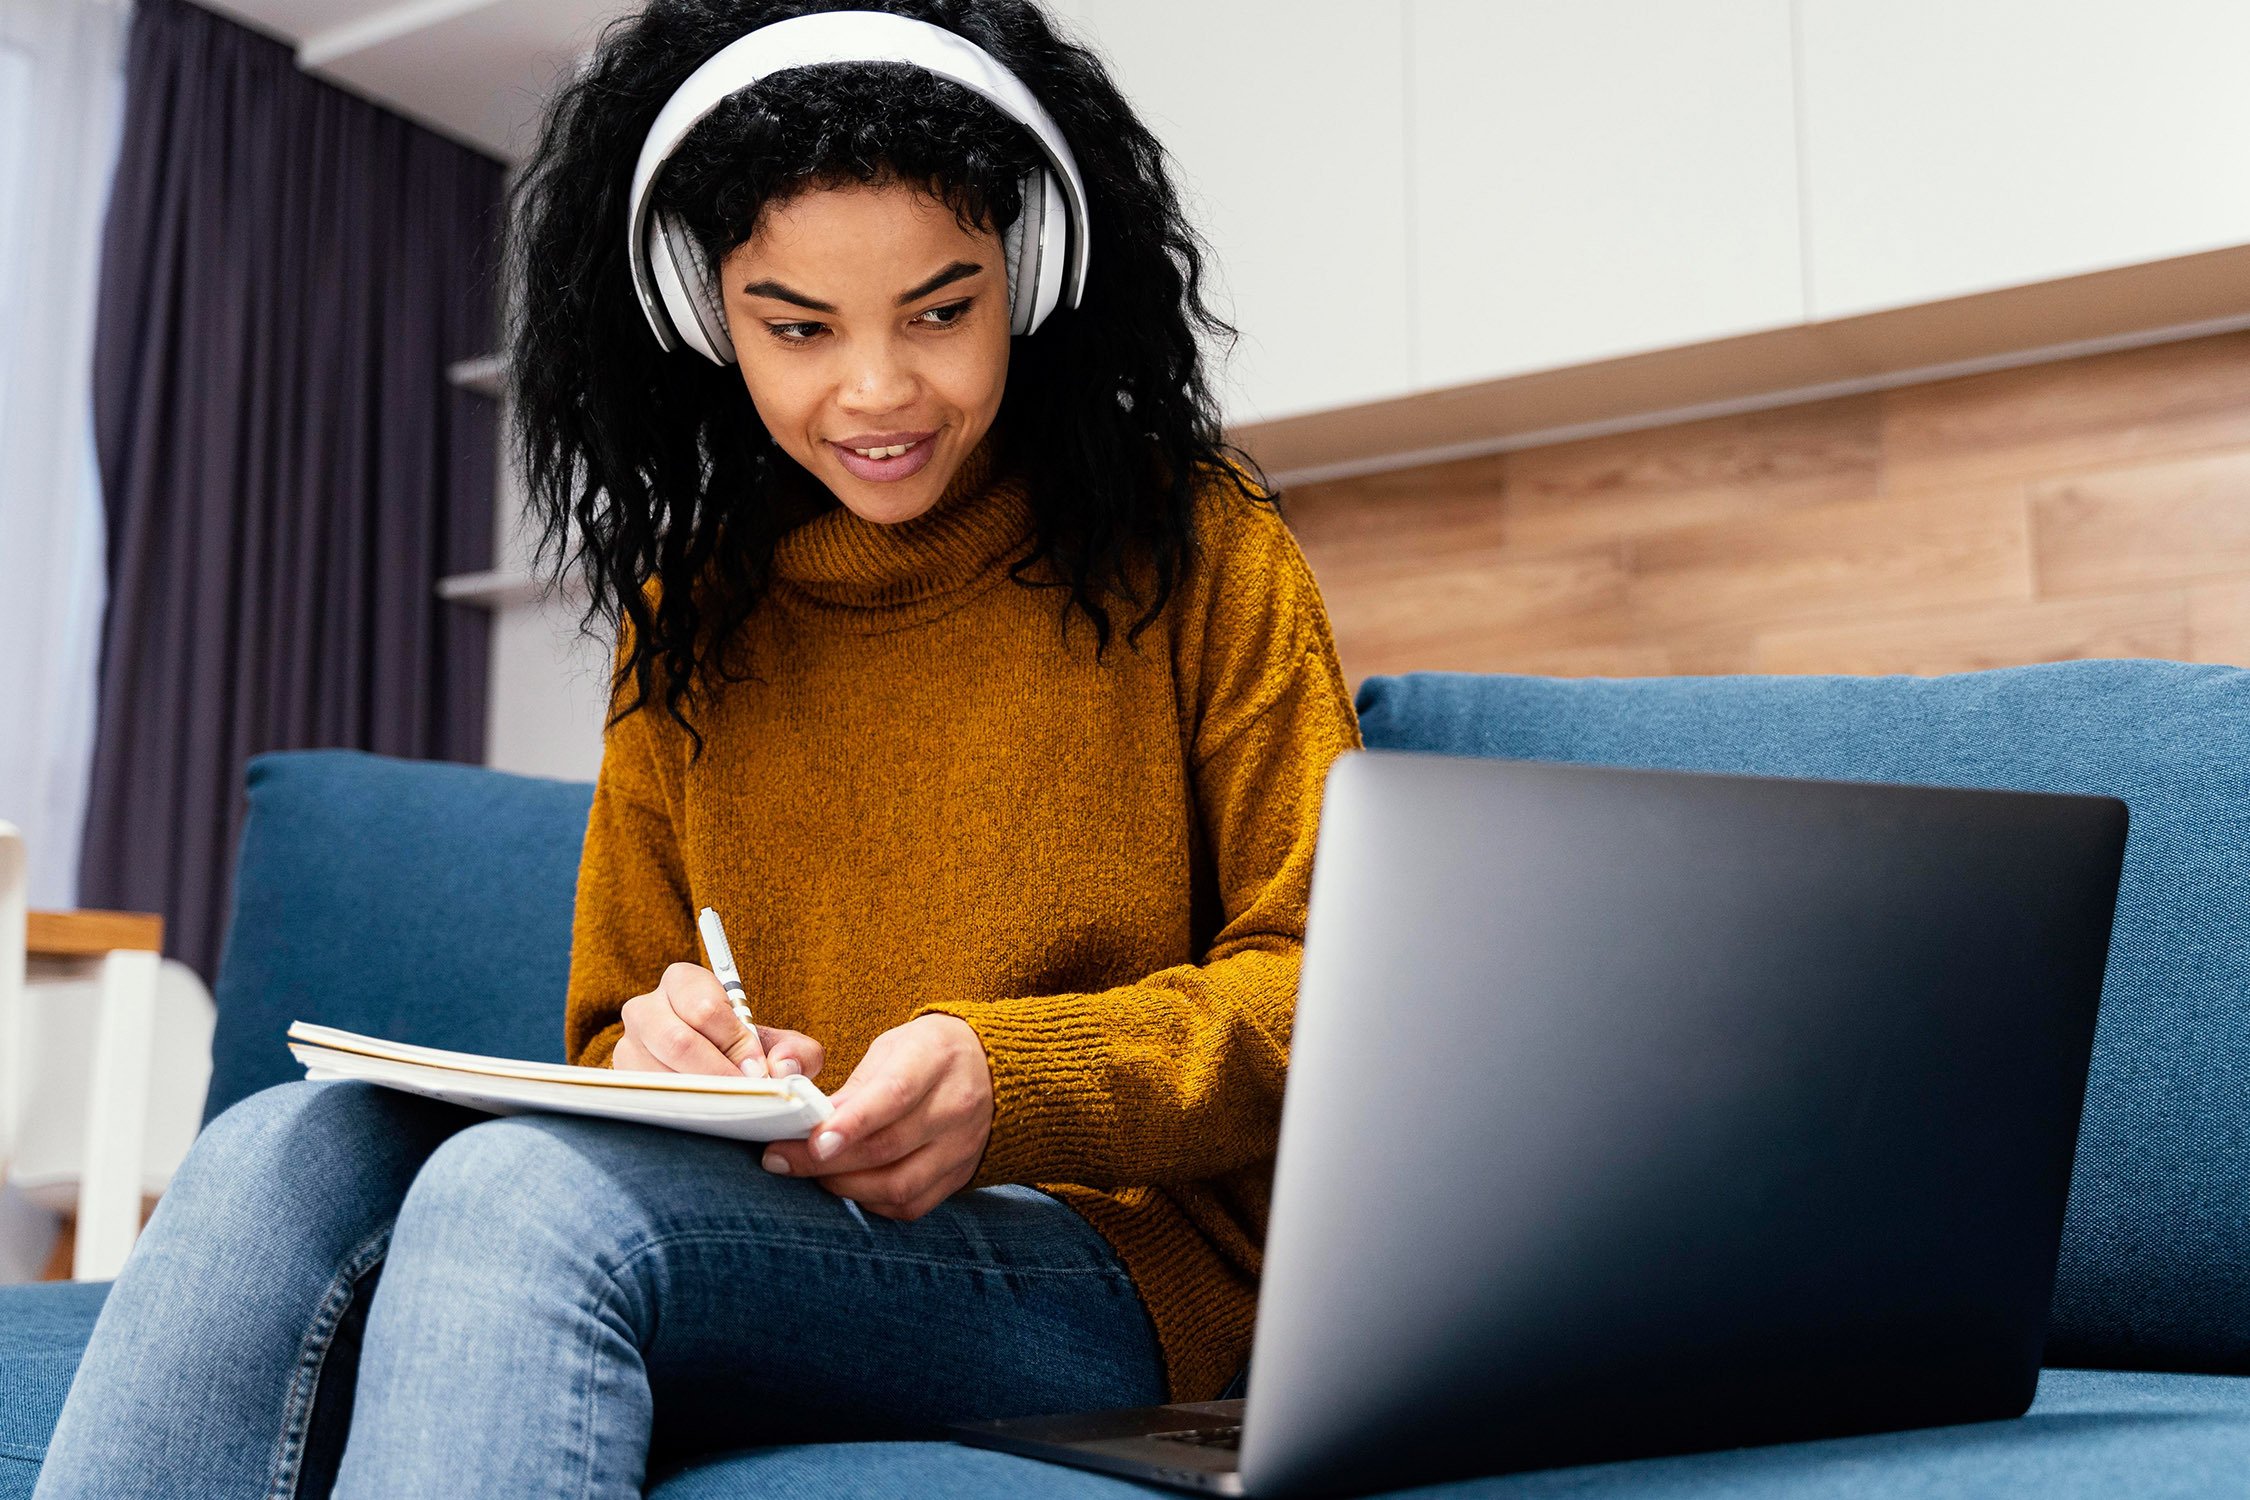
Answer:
[{"left": 0, "top": 820, "right": 204, "bottom": 1281}]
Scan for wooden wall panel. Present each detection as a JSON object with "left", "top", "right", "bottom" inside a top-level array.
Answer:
[
  {"left": 1283, "top": 330, "right": 2250, "bottom": 691},
  {"left": 1622, "top": 486, "right": 2031, "bottom": 635},
  {"left": 1879, "top": 332, "right": 2250, "bottom": 495},
  {"left": 2188, "top": 581, "right": 2250, "bottom": 665},
  {"left": 1503, "top": 397, "right": 1883, "bottom": 547},
  {"left": 2031, "top": 451, "right": 2250, "bottom": 597},
  {"left": 1752, "top": 594, "right": 2191, "bottom": 678}
]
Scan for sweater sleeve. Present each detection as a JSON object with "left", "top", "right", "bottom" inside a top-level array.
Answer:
[
  {"left": 911, "top": 481, "right": 1364, "bottom": 1188},
  {"left": 563, "top": 626, "right": 698, "bottom": 1071}
]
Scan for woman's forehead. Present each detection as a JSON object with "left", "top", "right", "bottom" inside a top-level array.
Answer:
[{"left": 725, "top": 181, "right": 999, "bottom": 292}]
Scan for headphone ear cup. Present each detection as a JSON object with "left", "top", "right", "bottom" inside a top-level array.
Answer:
[
  {"left": 649, "top": 207, "right": 737, "bottom": 364},
  {"left": 1000, "top": 178, "right": 1032, "bottom": 336},
  {"left": 1027, "top": 166, "right": 1069, "bottom": 332},
  {"left": 1006, "top": 166, "right": 1062, "bottom": 336}
]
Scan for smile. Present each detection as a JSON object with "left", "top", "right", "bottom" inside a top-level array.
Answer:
[{"left": 829, "top": 433, "right": 937, "bottom": 483}]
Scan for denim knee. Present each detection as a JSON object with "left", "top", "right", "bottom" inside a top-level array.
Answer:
[
  {"left": 190, "top": 1077, "right": 354, "bottom": 1157},
  {"left": 146, "top": 1079, "right": 473, "bottom": 1262},
  {"left": 388, "top": 1114, "right": 655, "bottom": 1270},
  {"left": 166, "top": 1081, "right": 393, "bottom": 1216}
]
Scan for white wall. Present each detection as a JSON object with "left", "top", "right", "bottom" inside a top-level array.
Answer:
[
  {"left": 479, "top": 445, "right": 608, "bottom": 785},
  {"left": 483, "top": 601, "right": 610, "bottom": 785}
]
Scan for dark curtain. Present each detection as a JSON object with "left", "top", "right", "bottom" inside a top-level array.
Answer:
[{"left": 80, "top": 0, "right": 504, "bottom": 984}]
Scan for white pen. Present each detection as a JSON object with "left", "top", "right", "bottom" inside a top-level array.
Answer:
[
  {"left": 699, "top": 906, "right": 825, "bottom": 1108},
  {"left": 696, "top": 904, "right": 755, "bottom": 1035}
]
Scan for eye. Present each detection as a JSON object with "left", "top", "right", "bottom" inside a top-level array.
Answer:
[{"left": 762, "top": 298, "right": 972, "bottom": 346}]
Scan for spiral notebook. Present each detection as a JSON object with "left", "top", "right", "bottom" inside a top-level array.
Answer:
[{"left": 285, "top": 1021, "right": 836, "bottom": 1142}]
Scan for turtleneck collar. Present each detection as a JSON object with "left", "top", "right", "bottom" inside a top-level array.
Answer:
[{"left": 767, "top": 421, "right": 1034, "bottom": 626}]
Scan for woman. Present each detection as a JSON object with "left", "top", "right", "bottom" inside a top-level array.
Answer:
[{"left": 34, "top": 1, "right": 1361, "bottom": 1494}]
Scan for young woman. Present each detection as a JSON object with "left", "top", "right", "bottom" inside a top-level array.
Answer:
[{"left": 34, "top": 2, "right": 1360, "bottom": 1495}]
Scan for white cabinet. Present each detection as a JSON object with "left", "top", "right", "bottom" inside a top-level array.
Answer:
[
  {"left": 1797, "top": 0, "right": 2250, "bottom": 320},
  {"left": 1043, "top": 0, "right": 1415, "bottom": 424},
  {"left": 1406, "top": 0, "right": 1805, "bottom": 388},
  {"left": 1057, "top": 0, "right": 2250, "bottom": 444},
  {"left": 1057, "top": 0, "right": 1805, "bottom": 415}
]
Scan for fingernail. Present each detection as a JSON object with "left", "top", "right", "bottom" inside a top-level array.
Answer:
[
  {"left": 771, "top": 1057, "right": 801, "bottom": 1077},
  {"left": 761, "top": 1150, "right": 789, "bottom": 1175},
  {"left": 740, "top": 1056, "right": 768, "bottom": 1078},
  {"left": 812, "top": 1129, "right": 843, "bottom": 1161}
]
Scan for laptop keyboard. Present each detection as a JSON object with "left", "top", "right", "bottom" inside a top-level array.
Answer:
[{"left": 1150, "top": 1424, "right": 1242, "bottom": 1452}]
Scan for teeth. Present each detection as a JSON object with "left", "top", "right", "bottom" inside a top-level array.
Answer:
[{"left": 848, "top": 441, "right": 916, "bottom": 459}]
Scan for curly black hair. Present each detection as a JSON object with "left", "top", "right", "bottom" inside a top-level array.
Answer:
[{"left": 506, "top": 0, "right": 1278, "bottom": 758}]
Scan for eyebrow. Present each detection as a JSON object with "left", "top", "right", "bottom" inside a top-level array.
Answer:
[{"left": 739, "top": 260, "right": 986, "bottom": 314}]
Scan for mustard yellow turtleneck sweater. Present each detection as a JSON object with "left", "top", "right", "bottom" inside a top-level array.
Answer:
[{"left": 562, "top": 425, "right": 1364, "bottom": 1403}]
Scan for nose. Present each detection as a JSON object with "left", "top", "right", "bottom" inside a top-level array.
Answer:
[{"left": 836, "top": 334, "right": 920, "bottom": 415}]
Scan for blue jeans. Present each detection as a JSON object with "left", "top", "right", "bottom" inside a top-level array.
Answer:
[{"left": 32, "top": 1079, "right": 1168, "bottom": 1498}]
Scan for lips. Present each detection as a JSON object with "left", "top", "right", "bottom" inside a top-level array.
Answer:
[
  {"left": 833, "top": 429, "right": 936, "bottom": 449},
  {"left": 828, "top": 432, "right": 938, "bottom": 483}
]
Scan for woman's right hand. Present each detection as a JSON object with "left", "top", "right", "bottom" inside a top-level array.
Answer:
[{"left": 613, "top": 962, "right": 825, "bottom": 1080}]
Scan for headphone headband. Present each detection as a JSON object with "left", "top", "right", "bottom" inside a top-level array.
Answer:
[{"left": 625, "top": 9, "right": 1092, "bottom": 355}]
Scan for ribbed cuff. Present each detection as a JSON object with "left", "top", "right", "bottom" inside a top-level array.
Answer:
[
  {"left": 574, "top": 1020, "right": 626, "bottom": 1071},
  {"left": 909, "top": 992, "right": 1121, "bottom": 1188}
]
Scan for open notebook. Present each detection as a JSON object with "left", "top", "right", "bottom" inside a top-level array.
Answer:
[{"left": 286, "top": 1021, "right": 836, "bottom": 1141}]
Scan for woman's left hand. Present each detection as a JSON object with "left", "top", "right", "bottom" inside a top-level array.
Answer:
[{"left": 759, "top": 1013, "right": 994, "bottom": 1220}]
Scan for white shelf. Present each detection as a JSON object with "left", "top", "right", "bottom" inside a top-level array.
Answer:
[
  {"left": 437, "top": 566, "right": 592, "bottom": 610},
  {"left": 437, "top": 568, "right": 542, "bottom": 609},
  {"left": 447, "top": 353, "right": 506, "bottom": 398}
]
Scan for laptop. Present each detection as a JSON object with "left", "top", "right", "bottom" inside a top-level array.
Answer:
[{"left": 951, "top": 750, "right": 2128, "bottom": 1496}]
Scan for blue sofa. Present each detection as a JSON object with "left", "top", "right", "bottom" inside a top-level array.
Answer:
[{"left": 8, "top": 658, "right": 2250, "bottom": 1498}]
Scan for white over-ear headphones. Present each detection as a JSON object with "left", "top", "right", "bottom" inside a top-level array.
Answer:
[{"left": 625, "top": 9, "right": 1092, "bottom": 364}]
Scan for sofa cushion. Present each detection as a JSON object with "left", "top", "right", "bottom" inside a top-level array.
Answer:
[
  {"left": 203, "top": 749, "right": 597, "bottom": 1123},
  {"left": 645, "top": 1369, "right": 2250, "bottom": 1498},
  {"left": 0, "top": 1281, "right": 110, "bottom": 1499},
  {"left": 1352, "top": 660, "right": 2250, "bottom": 1375},
  {"left": 3, "top": 1311, "right": 2241, "bottom": 1500},
  {"left": 2, "top": 1310, "right": 2238, "bottom": 1500}
]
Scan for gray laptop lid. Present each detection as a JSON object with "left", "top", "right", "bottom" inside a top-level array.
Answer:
[{"left": 1241, "top": 751, "right": 2126, "bottom": 1495}]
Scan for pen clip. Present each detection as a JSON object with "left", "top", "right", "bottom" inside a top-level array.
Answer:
[{"left": 697, "top": 906, "right": 737, "bottom": 976}]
